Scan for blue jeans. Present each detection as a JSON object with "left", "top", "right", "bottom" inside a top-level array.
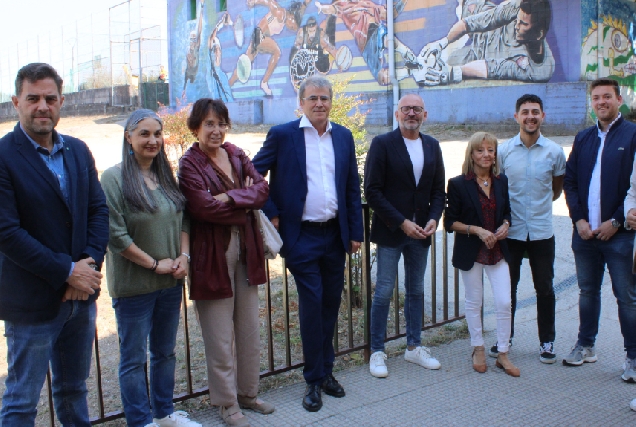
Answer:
[
  {"left": 113, "top": 284, "right": 183, "bottom": 427},
  {"left": 572, "top": 230, "right": 636, "bottom": 358},
  {"left": 370, "top": 240, "right": 429, "bottom": 352},
  {"left": 1, "top": 300, "right": 96, "bottom": 427}
]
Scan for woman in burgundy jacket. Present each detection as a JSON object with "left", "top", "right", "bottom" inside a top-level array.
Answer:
[{"left": 178, "top": 98, "right": 272, "bottom": 427}]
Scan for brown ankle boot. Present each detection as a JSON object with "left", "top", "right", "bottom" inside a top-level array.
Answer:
[
  {"left": 472, "top": 346, "right": 487, "bottom": 373},
  {"left": 496, "top": 352, "right": 520, "bottom": 377}
]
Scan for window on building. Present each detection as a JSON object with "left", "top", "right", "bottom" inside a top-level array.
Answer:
[
  {"left": 219, "top": 0, "right": 227, "bottom": 11},
  {"left": 190, "top": 0, "right": 197, "bottom": 20}
]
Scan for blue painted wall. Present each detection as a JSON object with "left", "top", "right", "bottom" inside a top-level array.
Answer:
[{"left": 166, "top": 0, "right": 633, "bottom": 127}]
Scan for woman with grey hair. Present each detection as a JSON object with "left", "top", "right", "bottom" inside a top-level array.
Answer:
[{"left": 101, "top": 109, "right": 201, "bottom": 427}]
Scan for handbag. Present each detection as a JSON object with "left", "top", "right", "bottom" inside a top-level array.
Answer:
[{"left": 255, "top": 210, "right": 283, "bottom": 259}]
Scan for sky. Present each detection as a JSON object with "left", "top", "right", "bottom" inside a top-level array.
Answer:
[
  {"left": 0, "top": 0, "right": 167, "bottom": 97},
  {"left": 0, "top": 0, "right": 126, "bottom": 48}
]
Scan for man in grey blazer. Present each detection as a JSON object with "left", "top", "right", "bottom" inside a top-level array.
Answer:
[{"left": 364, "top": 93, "right": 445, "bottom": 378}]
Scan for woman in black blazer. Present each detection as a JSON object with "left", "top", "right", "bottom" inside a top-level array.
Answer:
[{"left": 444, "top": 132, "right": 519, "bottom": 377}]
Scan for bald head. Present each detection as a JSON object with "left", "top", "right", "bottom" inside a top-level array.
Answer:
[{"left": 396, "top": 94, "right": 427, "bottom": 139}]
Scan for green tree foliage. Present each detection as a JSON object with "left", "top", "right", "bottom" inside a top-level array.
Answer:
[{"left": 158, "top": 96, "right": 196, "bottom": 171}]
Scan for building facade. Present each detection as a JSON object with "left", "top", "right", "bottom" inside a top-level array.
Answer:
[{"left": 167, "top": 0, "right": 636, "bottom": 129}]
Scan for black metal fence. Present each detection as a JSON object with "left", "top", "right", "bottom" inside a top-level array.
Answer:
[{"left": 42, "top": 204, "right": 463, "bottom": 425}]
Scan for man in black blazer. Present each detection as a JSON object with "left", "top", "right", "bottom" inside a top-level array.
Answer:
[
  {"left": 364, "top": 94, "right": 445, "bottom": 378},
  {"left": 0, "top": 63, "right": 109, "bottom": 426},
  {"left": 252, "top": 75, "right": 363, "bottom": 412}
]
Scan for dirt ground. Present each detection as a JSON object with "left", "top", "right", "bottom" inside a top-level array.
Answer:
[{"left": 0, "top": 114, "right": 576, "bottom": 425}]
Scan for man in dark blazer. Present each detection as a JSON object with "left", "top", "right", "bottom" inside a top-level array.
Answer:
[
  {"left": 564, "top": 78, "right": 636, "bottom": 378},
  {"left": 252, "top": 75, "right": 363, "bottom": 412},
  {"left": 364, "top": 93, "right": 445, "bottom": 378},
  {"left": 0, "top": 63, "right": 109, "bottom": 426}
]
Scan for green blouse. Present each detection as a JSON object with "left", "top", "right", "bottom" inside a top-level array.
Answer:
[{"left": 101, "top": 166, "right": 189, "bottom": 298}]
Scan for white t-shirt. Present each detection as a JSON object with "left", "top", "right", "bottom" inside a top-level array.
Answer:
[{"left": 403, "top": 136, "right": 424, "bottom": 185}]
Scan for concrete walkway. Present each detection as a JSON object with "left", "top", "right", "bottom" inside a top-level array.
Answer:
[{"left": 190, "top": 275, "right": 635, "bottom": 426}]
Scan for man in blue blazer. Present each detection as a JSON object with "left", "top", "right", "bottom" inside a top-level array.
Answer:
[
  {"left": 252, "top": 75, "right": 363, "bottom": 412},
  {"left": 364, "top": 94, "right": 445, "bottom": 378},
  {"left": 563, "top": 78, "right": 636, "bottom": 378},
  {"left": 0, "top": 63, "right": 109, "bottom": 426}
]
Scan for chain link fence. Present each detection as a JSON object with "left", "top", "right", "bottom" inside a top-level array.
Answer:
[{"left": 0, "top": 0, "right": 166, "bottom": 108}]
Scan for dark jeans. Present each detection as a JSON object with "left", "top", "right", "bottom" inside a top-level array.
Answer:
[
  {"left": 112, "top": 285, "right": 183, "bottom": 427},
  {"left": 572, "top": 230, "right": 636, "bottom": 358},
  {"left": 1, "top": 300, "right": 96, "bottom": 427},
  {"left": 507, "top": 236, "right": 556, "bottom": 343}
]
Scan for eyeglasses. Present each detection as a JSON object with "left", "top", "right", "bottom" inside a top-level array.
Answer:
[
  {"left": 400, "top": 106, "right": 424, "bottom": 114},
  {"left": 302, "top": 96, "right": 331, "bottom": 103},
  {"left": 203, "top": 122, "right": 230, "bottom": 131},
  {"left": 307, "top": 22, "right": 317, "bottom": 28}
]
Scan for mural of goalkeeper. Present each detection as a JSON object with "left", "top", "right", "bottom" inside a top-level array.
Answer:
[
  {"left": 416, "top": 0, "right": 554, "bottom": 86},
  {"left": 315, "top": 0, "right": 414, "bottom": 85}
]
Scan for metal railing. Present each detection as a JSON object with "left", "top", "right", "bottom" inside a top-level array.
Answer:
[{"left": 42, "top": 204, "right": 463, "bottom": 425}]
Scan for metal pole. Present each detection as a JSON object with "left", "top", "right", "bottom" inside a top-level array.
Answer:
[
  {"left": 109, "top": 5, "right": 114, "bottom": 105},
  {"left": 137, "top": 0, "right": 143, "bottom": 107}
]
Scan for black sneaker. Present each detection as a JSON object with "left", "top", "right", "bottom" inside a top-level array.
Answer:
[
  {"left": 539, "top": 342, "right": 557, "bottom": 364},
  {"left": 488, "top": 340, "right": 512, "bottom": 358}
]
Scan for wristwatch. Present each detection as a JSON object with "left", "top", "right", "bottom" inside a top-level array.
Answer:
[
  {"left": 611, "top": 219, "right": 621, "bottom": 229},
  {"left": 181, "top": 252, "right": 191, "bottom": 263}
]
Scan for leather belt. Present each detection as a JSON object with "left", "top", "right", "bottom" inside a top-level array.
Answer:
[{"left": 301, "top": 218, "right": 338, "bottom": 228}]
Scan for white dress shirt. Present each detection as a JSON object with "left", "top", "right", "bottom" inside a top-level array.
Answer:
[
  {"left": 588, "top": 113, "right": 622, "bottom": 229},
  {"left": 300, "top": 115, "right": 338, "bottom": 221}
]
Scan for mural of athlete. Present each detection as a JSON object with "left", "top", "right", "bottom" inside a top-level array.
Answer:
[
  {"left": 229, "top": 0, "right": 311, "bottom": 96},
  {"left": 289, "top": 15, "right": 339, "bottom": 89},
  {"left": 183, "top": 0, "right": 205, "bottom": 96},
  {"left": 208, "top": 12, "right": 234, "bottom": 102},
  {"left": 315, "top": 0, "right": 413, "bottom": 85},
  {"left": 418, "top": 0, "right": 554, "bottom": 85}
]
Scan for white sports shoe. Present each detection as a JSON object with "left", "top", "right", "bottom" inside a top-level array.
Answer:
[
  {"left": 630, "top": 398, "right": 636, "bottom": 412},
  {"left": 154, "top": 411, "right": 202, "bottom": 427},
  {"left": 369, "top": 351, "right": 388, "bottom": 378},
  {"left": 404, "top": 346, "right": 441, "bottom": 370}
]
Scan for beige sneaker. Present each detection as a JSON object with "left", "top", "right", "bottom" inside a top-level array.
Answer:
[
  {"left": 238, "top": 395, "right": 275, "bottom": 415},
  {"left": 220, "top": 404, "right": 250, "bottom": 427}
]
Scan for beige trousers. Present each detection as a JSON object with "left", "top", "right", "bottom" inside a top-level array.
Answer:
[{"left": 195, "top": 228, "right": 261, "bottom": 407}]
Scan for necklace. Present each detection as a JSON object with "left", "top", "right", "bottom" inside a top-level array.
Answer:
[{"left": 477, "top": 176, "right": 489, "bottom": 187}]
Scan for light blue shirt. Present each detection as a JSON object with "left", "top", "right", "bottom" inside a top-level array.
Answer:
[
  {"left": 20, "top": 124, "right": 69, "bottom": 203},
  {"left": 498, "top": 133, "right": 566, "bottom": 241},
  {"left": 20, "top": 124, "right": 75, "bottom": 278}
]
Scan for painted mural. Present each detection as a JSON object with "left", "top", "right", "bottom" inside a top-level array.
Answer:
[
  {"left": 581, "top": 0, "right": 636, "bottom": 87},
  {"left": 168, "top": 0, "right": 564, "bottom": 104}
]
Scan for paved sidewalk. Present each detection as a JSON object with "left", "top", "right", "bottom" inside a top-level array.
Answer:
[{"left": 189, "top": 271, "right": 636, "bottom": 426}]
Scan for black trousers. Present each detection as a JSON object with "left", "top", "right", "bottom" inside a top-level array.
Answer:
[{"left": 507, "top": 235, "right": 556, "bottom": 343}]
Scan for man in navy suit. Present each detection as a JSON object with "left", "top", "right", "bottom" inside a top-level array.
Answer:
[
  {"left": 564, "top": 78, "right": 636, "bottom": 378},
  {"left": 364, "top": 94, "right": 445, "bottom": 378},
  {"left": 252, "top": 75, "right": 363, "bottom": 412},
  {"left": 0, "top": 63, "right": 109, "bottom": 426}
]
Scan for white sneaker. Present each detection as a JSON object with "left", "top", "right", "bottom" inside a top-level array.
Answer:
[
  {"left": 630, "top": 398, "right": 636, "bottom": 412},
  {"left": 404, "top": 346, "right": 441, "bottom": 370},
  {"left": 369, "top": 351, "right": 388, "bottom": 378},
  {"left": 154, "top": 411, "right": 202, "bottom": 427}
]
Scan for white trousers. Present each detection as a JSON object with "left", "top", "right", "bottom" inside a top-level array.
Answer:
[{"left": 460, "top": 260, "right": 512, "bottom": 352}]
